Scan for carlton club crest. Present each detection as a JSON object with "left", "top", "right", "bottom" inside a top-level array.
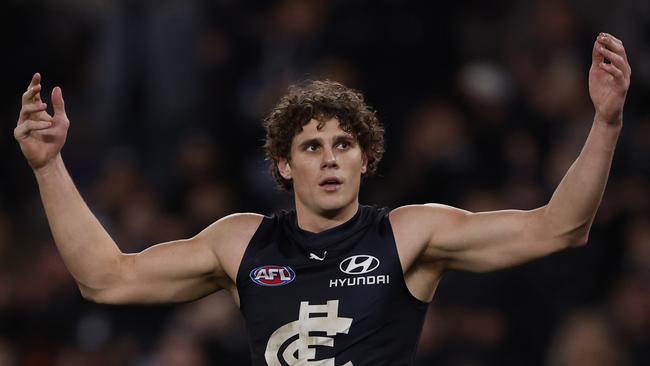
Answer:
[{"left": 265, "top": 300, "right": 354, "bottom": 366}]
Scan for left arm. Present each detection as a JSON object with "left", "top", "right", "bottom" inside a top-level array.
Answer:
[{"left": 393, "top": 33, "right": 631, "bottom": 274}]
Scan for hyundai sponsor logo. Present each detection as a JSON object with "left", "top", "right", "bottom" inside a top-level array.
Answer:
[{"left": 339, "top": 255, "right": 380, "bottom": 275}]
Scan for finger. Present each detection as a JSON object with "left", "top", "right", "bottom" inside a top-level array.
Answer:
[
  {"left": 51, "top": 87, "right": 67, "bottom": 117},
  {"left": 599, "top": 33, "right": 629, "bottom": 71},
  {"left": 19, "top": 102, "right": 48, "bottom": 119},
  {"left": 28, "top": 73, "right": 41, "bottom": 88},
  {"left": 14, "top": 120, "right": 53, "bottom": 139},
  {"left": 599, "top": 62, "right": 625, "bottom": 81},
  {"left": 601, "top": 32, "right": 623, "bottom": 45},
  {"left": 27, "top": 73, "right": 43, "bottom": 103},
  {"left": 597, "top": 34, "right": 624, "bottom": 54},
  {"left": 598, "top": 39, "right": 631, "bottom": 77},
  {"left": 597, "top": 44, "right": 626, "bottom": 70},
  {"left": 592, "top": 40, "right": 604, "bottom": 64},
  {"left": 22, "top": 84, "right": 42, "bottom": 104}
]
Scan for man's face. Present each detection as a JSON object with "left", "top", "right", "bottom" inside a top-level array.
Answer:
[{"left": 278, "top": 118, "right": 367, "bottom": 214}]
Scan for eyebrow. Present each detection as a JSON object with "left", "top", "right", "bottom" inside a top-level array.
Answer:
[
  {"left": 298, "top": 138, "right": 322, "bottom": 150},
  {"left": 297, "top": 134, "right": 356, "bottom": 150},
  {"left": 333, "top": 135, "right": 356, "bottom": 145}
]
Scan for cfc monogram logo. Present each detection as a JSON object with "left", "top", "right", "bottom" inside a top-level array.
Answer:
[{"left": 265, "top": 300, "right": 353, "bottom": 366}]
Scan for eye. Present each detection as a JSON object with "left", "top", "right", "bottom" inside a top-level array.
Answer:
[
  {"left": 337, "top": 141, "right": 351, "bottom": 149},
  {"left": 305, "top": 143, "right": 319, "bottom": 152}
]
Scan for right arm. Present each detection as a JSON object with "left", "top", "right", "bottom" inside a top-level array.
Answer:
[
  {"left": 15, "top": 74, "right": 259, "bottom": 304},
  {"left": 34, "top": 155, "right": 234, "bottom": 304}
]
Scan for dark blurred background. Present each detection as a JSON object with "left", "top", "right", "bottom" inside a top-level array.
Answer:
[{"left": 1, "top": 0, "right": 649, "bottom": 365}]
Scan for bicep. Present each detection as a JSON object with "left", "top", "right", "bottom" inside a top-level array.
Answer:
[
  {"left": 423, "top": 204, "right": 566, "bottom": 272},
  {"left": 89, "top": 213, "right": 263, "bottom": 304},
  {"left": 91, "top": 235, "right": 222, "bottom": 304}
]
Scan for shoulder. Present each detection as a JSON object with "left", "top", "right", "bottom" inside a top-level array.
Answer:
[
  {"left": 194, "top": 212, "right": 265, "bottom": 260},
  {"left": 216, "top": 212, "right": 266, "bottom": 230},
  {"left": 197, "top": 212, "right": 265, "bottom": 245},
  {"left": 194, "top": 212, "right": 266, "bottom": 285},
  {"left": 389, "top": 204, "right": 470, "bottom": 231},
  {"left": 389, "top": 204, "right": 471, "bottom": 264}
]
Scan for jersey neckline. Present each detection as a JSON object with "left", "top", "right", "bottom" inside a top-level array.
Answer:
[{"left": 281, "top": 205, "right": 378, "bottom": 254}]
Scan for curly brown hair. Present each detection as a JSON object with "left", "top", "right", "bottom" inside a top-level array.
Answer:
[{"left": 263, "top": 80, "right": 385, "bottom": 191}]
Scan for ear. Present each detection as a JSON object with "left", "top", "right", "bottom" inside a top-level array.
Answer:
[
  {"left": 361, "top": 153, "right": 368, "bottom": 174},
  {"left": 278, "top": 159, "right": 292, "bottom": 180}
]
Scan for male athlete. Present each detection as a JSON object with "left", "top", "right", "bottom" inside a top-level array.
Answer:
[{"left": 15, "top": 33, "right": 630, "bottom": 365}]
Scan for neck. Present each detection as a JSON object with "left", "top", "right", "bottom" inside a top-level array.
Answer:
[{"left": 295, "top": 200, "right": 360, "bottom": 233}]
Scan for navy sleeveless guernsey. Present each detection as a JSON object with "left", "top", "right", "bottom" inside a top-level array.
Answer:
[{"left": 236, "top": 205, "right": 428, "bottom": 365}]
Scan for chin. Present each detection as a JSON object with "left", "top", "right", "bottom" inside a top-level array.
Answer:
[{"left": 316, "top": 195, "right": 355, "bottom": 214}]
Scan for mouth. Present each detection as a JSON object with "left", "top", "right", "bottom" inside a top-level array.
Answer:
[{"left": 319, "top": 177, "right": 343, "bottom": 191}]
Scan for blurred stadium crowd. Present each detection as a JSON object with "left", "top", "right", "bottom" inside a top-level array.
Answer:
[{"left": 1, "top": 0, "right": 649, "bottom": 365}]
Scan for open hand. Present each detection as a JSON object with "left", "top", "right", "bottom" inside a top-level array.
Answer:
[
  {"left": 589, "top": 33, "right": 631, "bottom": 126},
  {"left": 14, "top": 73, "right": 70, "bottom": 170}
]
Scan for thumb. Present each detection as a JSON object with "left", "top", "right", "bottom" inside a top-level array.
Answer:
[
  {"left": 51, "top": 86, "right": 67, "bottom": 117},
  {"left": 592, "top": 37, "right": 604, "bottom": 65}
]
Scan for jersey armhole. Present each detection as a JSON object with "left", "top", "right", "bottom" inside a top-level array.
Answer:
[
  {"left": 234, "top": 215, "right": 274, "bottom": 311},
  {"left": 384, "top": 212, "right": 431, "bottom": 308}
]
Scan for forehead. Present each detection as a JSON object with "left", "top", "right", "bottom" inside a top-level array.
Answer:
[{"left": 293, "top": 118, "right": 353, "bottom": 142}]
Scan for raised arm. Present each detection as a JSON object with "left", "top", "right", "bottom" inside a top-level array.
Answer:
[
  {"left": 14, "top": 73, "right": 260, "bottom": 305},
  {"left": 392, "top": 33, "right": 631, "bottom": 278}
]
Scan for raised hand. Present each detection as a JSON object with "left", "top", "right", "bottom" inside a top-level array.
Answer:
[
  {"left": 589, "top": 33, "right": 631, "bottom": 126},
  {"left": 14, "top": 73, "right": 70, "bottom": 170}
]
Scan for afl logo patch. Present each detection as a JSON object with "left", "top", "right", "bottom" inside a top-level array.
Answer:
[
  {"left": 339, "top": 255, "right": 380, "bottom": 275},
  {"left": 250, "top": 265, "right": 296, "bottom": 286}
]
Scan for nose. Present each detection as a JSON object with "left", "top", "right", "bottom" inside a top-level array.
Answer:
[{"left": 321, "top": 148, "right": 338, "bottom": 169}]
